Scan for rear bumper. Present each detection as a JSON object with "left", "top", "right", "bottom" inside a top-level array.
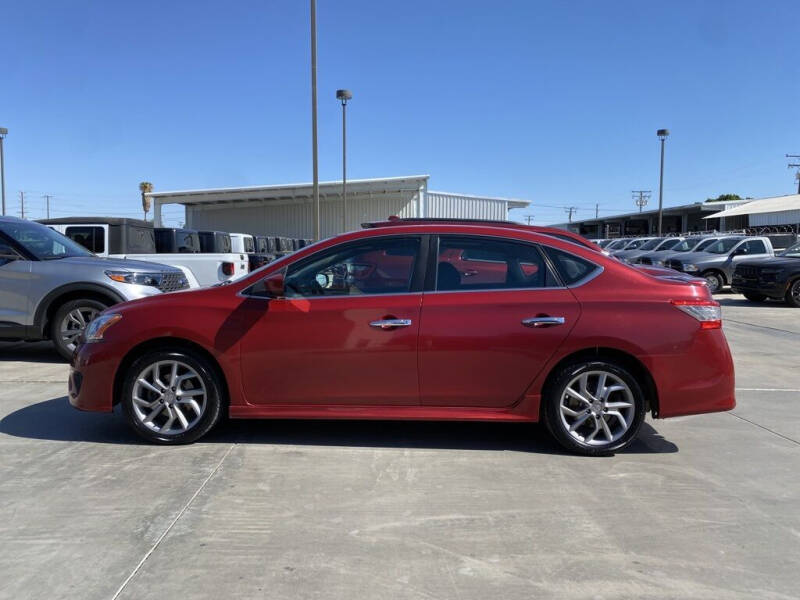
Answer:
[
  {"left": 648, "top": 328, "right": 735, "bottom": 418},
  {"left": 69, "top": 342, "right": 117, "bottom": 412}
]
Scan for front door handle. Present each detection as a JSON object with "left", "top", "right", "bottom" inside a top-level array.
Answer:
[
  {"left": 369, "top": 318, "right": 412, "bottom": 330},
  {"left": 522, "top": 316, "right": 565, "bottom": 328}
]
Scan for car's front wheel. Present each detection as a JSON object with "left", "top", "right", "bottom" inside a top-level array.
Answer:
[
  {"left": 51, "top": 298, "right": 109, "bottom": 360},
  {"left": 543, "top": 360, "right": 646, "bottom": 456},
  {"left": 702, "top": 270, "right": 724, "bottom": 294},
  {"left": 785, "top": 279, "right": 800, "bottom": 308},
  {"left": 121, "top": 350, "right": 223, "bottom": 444}
]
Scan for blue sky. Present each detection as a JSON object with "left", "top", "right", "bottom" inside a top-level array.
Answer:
[{"left": 1, "top": 0, "right": 798, "bottom": 226}]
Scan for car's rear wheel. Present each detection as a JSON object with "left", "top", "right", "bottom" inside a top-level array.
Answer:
[
  {"left": 702, "top": 270, "right": 724, "bottom": 294},
  {"left": 121, "top": 350, "right": 223, "bottom": 444},
  {"left": 51, "top": 298, "right": 108, "bottom": 360},
  {"left": 743, "top": 292, "right": 767, "bottom": 302},
  {"left": 785, "top": 279, "right": 800, "bottom": 308},
  {"left": 543, "top": 360, "right": 646, "bottom": 456}
]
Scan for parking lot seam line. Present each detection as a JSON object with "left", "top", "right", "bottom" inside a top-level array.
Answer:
[
  {"left": 728, "top": 412, "right": 800, "bottom": 446},
  {"left": 736, "top": 388, "right": 800, "bottom": 392},
  {"left": 725, "top": 319, "right": 800, "bottom": 336},
  {"left": 109, "top": 443, "right": 236, "bottom": 600}
]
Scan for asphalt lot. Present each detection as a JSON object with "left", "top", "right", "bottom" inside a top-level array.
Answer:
[{"left": 1, "top": 294, "right": 798, "bottom": 600}]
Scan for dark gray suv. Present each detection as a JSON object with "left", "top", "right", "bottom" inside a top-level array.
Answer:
[{"left": 0, "top": 217, "right": 189, "bottom": 359}]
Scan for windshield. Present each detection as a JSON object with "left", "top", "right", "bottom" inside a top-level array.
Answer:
[
  {"left": 607, "top": 239, "right": 629, "bottom": 250},
  {"left": 655, "top": 238, "right": 681, "bottom": 251},
  {"left": 638, "top": 238, "right": 665, "bottom": 251},
  {"left": 674, "top": 237, "right": 709, "bottom": 252},
  {"left": 597, "top": 239, "right": 613, "bottom": 248},
  {"left": 780, "top": 242, "right": 800, "bottom": 258},
  {"left": 704, "top": 238, "right": 742, "bottom": 254},
  {"left": 0, "top": 220, "right": 93, "bottom": 259},
  {"left": 624, "top": 238, "right": 651, "bottom": 250}
]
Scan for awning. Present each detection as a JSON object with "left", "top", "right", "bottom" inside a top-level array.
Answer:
[{"left": 704, "top": 194, "right": 800, "bottom": 219}]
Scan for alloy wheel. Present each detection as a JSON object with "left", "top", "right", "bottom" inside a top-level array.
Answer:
[
  {"left": 558, "top": 370, "right": 636, "bottom": 446},
  {"left": 131, "top": 360, "right": 207, "bottom": 435},
  {"left": 704, "top": 273, "right": 722, "bottom": 293},
  {"left": 60, "top": 307, "right": 100, "bottom": 353}
]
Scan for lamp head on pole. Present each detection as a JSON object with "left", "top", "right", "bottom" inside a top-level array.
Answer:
[
  {"left": 657, "top": 128, "right": 669, "bottom": 140},
  {"left": 0, "top": 127, "right": 7, "bottom": 138},
  {"left": 336, "top": 89, "right": 353, "bottom": 105}
]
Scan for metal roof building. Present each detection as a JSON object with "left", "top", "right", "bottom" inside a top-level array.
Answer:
[
  {"left": 705, "top": 194, "right": 800, "bottom": 227},
  {"left": 148, "top": 175, "right": 529, "bottom": 238}
]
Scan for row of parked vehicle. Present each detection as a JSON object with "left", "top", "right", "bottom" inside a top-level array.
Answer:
[
  {"left": 39, "top": 217, "right": 312, "bottom": 288},
  {"left": 590, "top": 233, "right": 800, "bottom": 306}
]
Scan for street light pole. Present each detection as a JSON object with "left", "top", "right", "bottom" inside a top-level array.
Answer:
[
  {"left": 336, "top": 89, "right": 352, "bottom": 232},
  {"left": 656, "top": 129, "right": 669, "bottom": 235},
  {"left": 0, "top": 127, "right": 7, "bottom": 217},
  {"left": 310, "top": 0, "right": 320, "bottom": 240}
]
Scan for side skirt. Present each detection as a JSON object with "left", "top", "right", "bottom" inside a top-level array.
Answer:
[{"left": 229, "top": 404, "right": 538, "bottom": 422}]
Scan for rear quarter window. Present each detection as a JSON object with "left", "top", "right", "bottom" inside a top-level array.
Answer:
[{"left": 543, "top": 246, "right": 600, "bottom": 285}]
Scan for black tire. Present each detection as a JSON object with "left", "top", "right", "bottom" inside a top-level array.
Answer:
[
  {"left": 121, "top": 349, "right": 224, "bottom": 444},
  {"left": 50, "top": 298, "right": 109, "bottom": 360},
  {"left": 785, "top": 279, "right": 800, "bottom": 308},
  {"left": 743, "top": 292, "right": 767, "bottom": 302},
  {"left": 702, "top": 270, "right": 725, "bottom": 294},
  {"left": 543, "top": 360, "right": 647, "bottom": 456}
]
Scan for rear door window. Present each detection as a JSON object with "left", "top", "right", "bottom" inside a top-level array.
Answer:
[{"left": 436, "top": 236, "right": 559, "bottom": 291}]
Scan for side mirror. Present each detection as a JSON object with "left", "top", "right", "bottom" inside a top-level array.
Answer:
[{"left": 261, "top": 272, "right": 285, "bottom": 298}]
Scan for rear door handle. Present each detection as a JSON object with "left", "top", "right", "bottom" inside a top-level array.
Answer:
[
  {"left": 369, "top": 319, "right": 412, "bottom": 330},
  {"left": 522, "top": 316, "right": 565, "bottom": 328}
]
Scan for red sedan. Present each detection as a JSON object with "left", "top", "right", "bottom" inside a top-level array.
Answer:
[{"left": 69, "top": 220, "right": 735, "bottom": 455}]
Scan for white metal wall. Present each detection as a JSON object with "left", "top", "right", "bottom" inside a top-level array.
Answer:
[
  {"left": 186, "top": 194, "right": 417, "bottom": 238},
  {"left": 425, "top": 192, "right": 508, "bottom": 220},
  {"left": 749, "top": 210, "right": 800, "bottom": 226}
]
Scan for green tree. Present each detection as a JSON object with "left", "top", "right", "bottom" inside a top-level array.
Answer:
[{"left": 705, "top": 193, "right": 742, "bottom": 203}]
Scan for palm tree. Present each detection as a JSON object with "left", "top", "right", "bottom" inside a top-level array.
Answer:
[{"left": 139, "top": 182, "right": 153, "bottom": 221}]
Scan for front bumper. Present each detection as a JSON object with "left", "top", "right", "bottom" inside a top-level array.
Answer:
[
  {"left": 69, "top": 342, "right": 118, "bottom": 412},
  {"left": 731, "top": 276, "right": 785, "bottom": 298}
]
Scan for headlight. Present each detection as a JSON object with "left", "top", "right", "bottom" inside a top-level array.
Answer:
[
  {"left": 84, "top": 314, "right": 122, "bottom": 343},
  {"left": 106, "top": 270, "right": 163, "bottom": 287},
  {"left": 682, "top": 264, "right": 699, "bottom": 272},
  {"left": 654, "top": 260, "right": 665, "bottom": 266}
]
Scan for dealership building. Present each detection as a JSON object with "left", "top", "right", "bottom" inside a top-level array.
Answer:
[{"left": 148, "top": 175, "right": 529, "bottom": 238}]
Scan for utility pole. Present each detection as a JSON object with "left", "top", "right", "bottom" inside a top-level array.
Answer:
[
  {"left": 310, "top": 0, "right": 320, "bottom": 241},
  {"left": 632, "top": 190, "right": 652, "bottom": 213},
  {"left": 0, "top": 127, "right": 7, "bottom": 216},
  {"left": 564, "top": 206, "right": 577, "bottom": 222},
  {"left": 43, "top": 195, "right": 52, "bottom": 219},
  {"left": 656, "top": 129, "right": 670, "bottom": 235},
  {"left": 19, "top": 191, "right": 24, "bottom": 219},
  {"left": 787, "top": 155, "right": 800, "bottom": 194},
  {"left": 525, "top": 214, "right": 534, "bottom": 225},
  {"left": 595, "top": 203, "right": 599, "bottom": 219}
]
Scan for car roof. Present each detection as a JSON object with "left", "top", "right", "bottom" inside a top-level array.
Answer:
[{"left": 363, "top": 217, "right": 603, "bottom": 252}]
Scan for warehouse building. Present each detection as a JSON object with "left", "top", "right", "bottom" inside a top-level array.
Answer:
[
  {"left": 149, "top": 175, "right": 529, "bottom": 238},
  {"left": 554, "top": 198, "right": 751, "bottom": 237}
]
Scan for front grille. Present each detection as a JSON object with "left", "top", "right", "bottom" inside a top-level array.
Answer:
[
  {"left": 736, "top": 265, "right": 758, "bottom": 278},
  {"left": 665, "top": 259, "right": 683, "bottom": 271},
  {"left": 639, "top": 257, "right": 652, "bottom": 265},
  {"left": 159, "top": 272, "right": 190, "bottom": 292}
]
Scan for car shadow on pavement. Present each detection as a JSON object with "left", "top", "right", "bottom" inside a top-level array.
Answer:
[
  {"left": 0, "top": 341, "right": 64, "bottom": 363},
  {"left": 0, "top": 396, "right": 678, "bottom": 455},
  {"left": 715, "top": 296, "right": 791, "bottom": 308}
]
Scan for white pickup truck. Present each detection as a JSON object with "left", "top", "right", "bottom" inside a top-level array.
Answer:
[{"left": 39, "top": 218, "right": 249, "bottom": 288}]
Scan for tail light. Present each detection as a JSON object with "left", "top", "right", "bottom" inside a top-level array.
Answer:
[
  {"left": 222, "top": 262, "right": 235, "bottom": 277},
  {"left": 671, "top": 299, "right": 722, "bottom": 330}
]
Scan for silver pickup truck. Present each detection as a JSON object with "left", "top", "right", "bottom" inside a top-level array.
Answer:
[
  {"left": 0, "top": 217, "right": 189, "bottom": 359},
  {"left": 664, "top": 236, "right": 774, "bottom": 292}
]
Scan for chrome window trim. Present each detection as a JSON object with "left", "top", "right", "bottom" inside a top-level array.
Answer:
[{"left": 237, "top": 289, "right": 424, "bottom": 301}]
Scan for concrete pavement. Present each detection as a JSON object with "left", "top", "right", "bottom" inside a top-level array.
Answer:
[{"left": 0, "top": 295, "right": 798, "bottom": 600}]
